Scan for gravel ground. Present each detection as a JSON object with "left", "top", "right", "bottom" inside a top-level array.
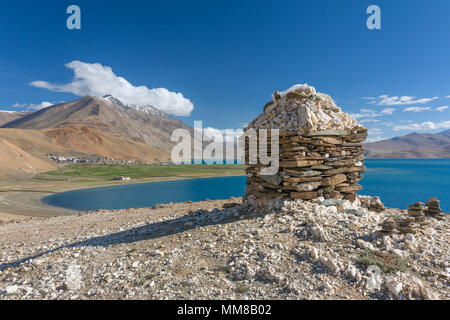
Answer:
[{"left": 0, "top": 197, "right": 448, "bottom": 300}]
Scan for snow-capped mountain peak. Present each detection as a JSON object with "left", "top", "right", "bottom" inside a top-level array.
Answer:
[{"left": 101, "top": 95, "right": 167, "bottom": 117}]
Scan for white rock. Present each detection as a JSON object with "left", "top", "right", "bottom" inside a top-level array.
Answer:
[
  {"left": 405, "top": 234, "right": 416, "bottom": 243},
  {"left": 323, "top": 281, "right": 334, "bottom": 294},
  {"left": 356, "top": 239, "right": 374, "bottom": 250},
  {"left": 366, "top": 274, "right": 383, "bottom": 291},
  {"left": 309, "top": 223, "right": 330, "bottom": 241},
  {"left": 4, "top": 285, "right": 20, "bottom": 295},
  {"left": 348, "top": 222, "right": 358, "bottom": 231},
  {"left": 322, "top": 257, "right": 340, "bottom": 274},
  {"left": 390, "top": 249, "right": 404, "bottom": 258},
  {"left": 346, "top": 265, "right": 359, "bottom": 279},
  {"left": 307, "top": 246, "right": 319, "bottom": 261},
  {"left": 383, "top": 236, "right": 391, "bottom": 248},
  {"left": 65, "top": 264, "right": 83, "bottom": 290},
  {"left": 247, "top": 85, "right": 361, "bottom": 133},
  {"left": 386, "top": 281, "right": 403, "bottom": 297}
]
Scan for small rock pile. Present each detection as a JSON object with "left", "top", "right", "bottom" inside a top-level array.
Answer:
[
  {"left": 424, "top": 197, "right": 445, "bottom": 220},
  {"left": 243, "top": 84, "right": 367, "bottom": 209},
  {"left": 359, "top": 196, "right": 385, "bottom": 213},
  {"left": 379, "top": 216, "right": 425, "bottom": 235},
  {"left": 379, "top": 198, "right": 447, "bottom": 234},
  {"left": 408, "top": 202, "right": 426, "bottom": 222},
  {"left": 380, "top": 217, "right": 397, "bottom": 233},
  {"left": 396, "top": 217, "right": 417, "bottom": 234}
]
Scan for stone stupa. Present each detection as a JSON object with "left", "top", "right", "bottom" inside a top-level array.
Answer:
[{"left": 243, "top": 84, "right": 368, "bottom": 210}]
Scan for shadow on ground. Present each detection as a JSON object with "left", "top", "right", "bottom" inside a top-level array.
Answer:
[{"left": 0, "top": 206, "right": 256, "bottom": 271}]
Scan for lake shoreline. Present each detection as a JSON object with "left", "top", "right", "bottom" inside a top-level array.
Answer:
[
  {"left": 2, "top": 158, "right": 449, "bottom": 220},
  {"left": 0, "top": 173, "right": 246, "bottom": 221}
]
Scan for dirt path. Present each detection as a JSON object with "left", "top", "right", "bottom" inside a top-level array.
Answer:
[{"left": 0, "top": 192, "right": 75, "bottom": 221}]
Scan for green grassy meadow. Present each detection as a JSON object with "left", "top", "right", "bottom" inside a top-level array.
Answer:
[{"left": 38, "top": 164, "right": 247, "bottom": 182}]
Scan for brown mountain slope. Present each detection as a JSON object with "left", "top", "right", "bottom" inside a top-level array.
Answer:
[
  {"left": 0, "top": 111, "right": 33, "bottom": 126},
  {"left": 0, "top": 136, "right": 57, "bottom": 180},
  {"left": 0, "top": 127, "right": 170, "bottom": 168},
  {"left": 2, "top": 96, "right": 194, "bottom": 151},
  {"left": 365, "top": 131, "right": 450, "bottom": 158},
  {"left": 42, "top": 126, "right": 169, "bottom": 162},
  {"left": 0, "top": 96, "right": 204, "bottom": 178}
]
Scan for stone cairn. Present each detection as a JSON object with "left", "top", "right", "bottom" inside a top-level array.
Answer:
[
  {"left": 359, "top": 196, "right": 385, "bottom": 213},
  {"left": 407, "top": 202, "right": 426, "bottom": 222},
  {"left": 242, "top": 84, "right": 368, "bottom": 209},
  {"left": 424, "top": 197, "right": 445, "bottom": 220},
  {"left": 380, "top": 217, "right": 397, "bottom": 234},
  {"left": 379, "top": 199, "right": 442, "bottom": 234}
]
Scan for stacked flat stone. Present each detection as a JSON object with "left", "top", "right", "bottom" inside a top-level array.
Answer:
[
  {"left": 360, "top": 196, "right": 385, "bottom": 213},
  {"left": 243, "top": 84, "right": 367, "bottom": 208},
  {"left": 380, "top": 217, "right": 396, "bottom": 234},
  {"left": 397, "top": 217, "right": 418, "bottom": 234},
  {"left": 407, "top": 202, "right": 426, "bottom": 222},
  {"left": 379, "top": 217, "right": 419, "bottom": 234},
  {"left": 424, "top": 197, "right": 445, "bottom": 220}
]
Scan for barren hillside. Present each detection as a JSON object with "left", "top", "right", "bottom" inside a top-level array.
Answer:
[
  {"left": 0, "top": 136, "right": 57, "bottom": 179},
  {"left": 0, "top": 95, "right": 204, "bottom": 177},
  {"left": 0, "top": 111, "right": 33, "bottom": 126},
  {"left": 365, "top": 131, "right": 450, "bottom": 158},
  {"left": 2, "top": 96, "right": 194, "bottom": 152}
]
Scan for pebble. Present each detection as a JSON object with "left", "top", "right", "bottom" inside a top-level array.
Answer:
[{"left": 386, "top": 281, "right": 403, "bottom": 297}]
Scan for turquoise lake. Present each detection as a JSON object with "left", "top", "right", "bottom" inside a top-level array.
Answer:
[{"left": 43, "top": 159, "right": 449, "bottom": 212}]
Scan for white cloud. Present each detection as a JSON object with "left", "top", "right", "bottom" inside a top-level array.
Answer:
[
  {"left": 203, "top": 127, "right": 244, "bottom": 143},
  {"left": 30, "top": 61, "right": 194, "bottom": 116},
  {"left": 29, "top": 102, "right": 53, "bottom": 110},
  {"left": 7, "top": 101, "right": 53, "bottom": 110},
  {"left": 381, "top": 108, "right": 395, "bottom": 115},
  {"left": 403, "top": 106, "right": 431, "bottom": 112},
  {"left": 351, "top": 106, "right": 396, "bottom": 120},
  {"left": 366, "top": 136, "right": 385, "bottom": 143},
  {"left": 446, "top": 95, "right": 450, "bottom": 99},
  {"left": 436, "top": 106, "right": 448, "bottom": 112},
  {"left": 359, "top": 119, "right": 380, "bottom": 123},
  {"left": 368, "top": 128, "right": 383, "bottom": 135},
  {"left": 12, "top": 103, "right": 27, "bottom": 108},
  {"left": 366, "top": 128, "right": 385, "bottom": 143},
  {"left": 350, "top": 108, "right": 380, "bottom": 119},
  {"left": 394, "top": 121, "right": 450, "bottom": 131},
  {"left": 366, "top": 95, "right": 438, "bottom": 106}
]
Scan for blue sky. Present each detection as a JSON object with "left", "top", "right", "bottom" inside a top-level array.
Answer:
[{"left": 1, "top": 0, "right": 449, "bottom": 141}]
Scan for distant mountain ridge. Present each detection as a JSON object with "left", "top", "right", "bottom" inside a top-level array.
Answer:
[
  {"left": 0, "top": 111, "right": 34, "bottom": 126},
  {"left": 2, "top": 95, "right": 194, "bottom": 151},
  {"left": 0, "top": 95, "right": 202, "bottom": 178},
  {"left": 365, "top": 130, "right": 450, "bottom": 158}
]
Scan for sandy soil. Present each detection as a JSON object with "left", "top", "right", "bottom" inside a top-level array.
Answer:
[{"left": 0, "top": 212, "right": 33, "bottom": 224}]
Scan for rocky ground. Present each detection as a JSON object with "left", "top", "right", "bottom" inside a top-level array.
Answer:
[{"left": 0, "top": 197, "right": 448, "bottom": 300}]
